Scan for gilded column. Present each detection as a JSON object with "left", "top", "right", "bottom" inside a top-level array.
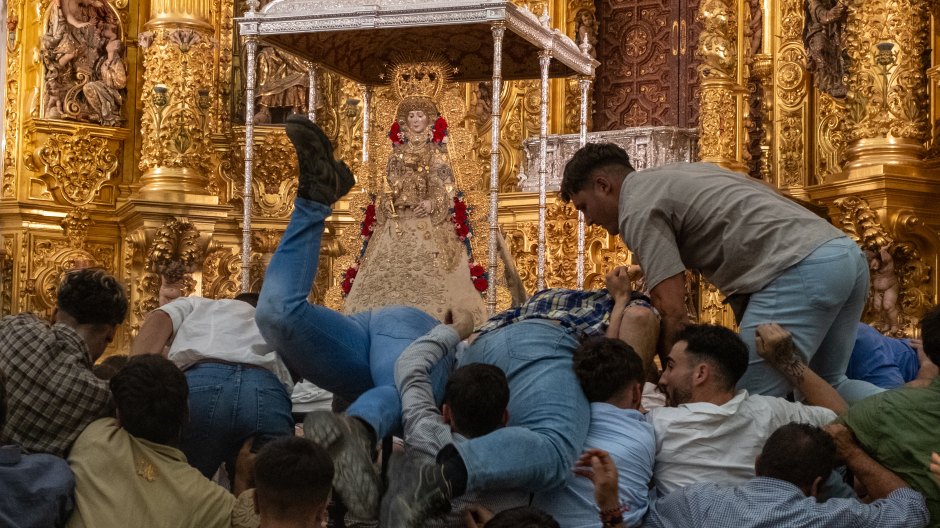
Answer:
[
  {"left": 137, "top": 0, "right": 218, "bottom": 197},
  {"left": 841, "top": 0, "right": 931, "bottom": 174},
  {"left": 696, "top": 0, "right": 746, "bottom": 172},
  {"left": 751, "top": 0, "right": 774, "bottom": 183}
]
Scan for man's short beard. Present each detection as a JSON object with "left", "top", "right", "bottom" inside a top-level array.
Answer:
[{"left": 665, "top": 378, "right": 693, "bottom": 407}]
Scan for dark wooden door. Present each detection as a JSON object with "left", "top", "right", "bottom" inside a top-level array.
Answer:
[{"left": 594, "top": 0, "right": 702, "bottom": 130}]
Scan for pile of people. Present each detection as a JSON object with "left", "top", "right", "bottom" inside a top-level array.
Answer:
[{"left": 0, "top": 116, "right": 938, "bottom": 528}]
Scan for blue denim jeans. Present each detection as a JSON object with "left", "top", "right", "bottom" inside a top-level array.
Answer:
[
  {"left": 256, "top": 198, "right": 445, "bottom": 439},
  {"left": 737, "top": 237, "right": 885, "bottom": 404},
  {"left": 454, "top": 320, "right": 591, "bottom": 493},
  {"left": 180, "top": 363, "right": 294, "bottom": 479}
]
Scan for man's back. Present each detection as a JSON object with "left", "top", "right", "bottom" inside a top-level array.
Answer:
[
  {"left": 837, "top": 377, "right": 940, "bottom": 524},
  {"left": 67, "top": 418, "right": 253, "bottom": 528},
  {"left": 618, "top": 162, "right": 843, "bottom": 295},
  {"left": 646, "top": 391, "right": 835, "bottom": 495},
  {"left": 643, "top": 477, "right": 928, "bottom": 528},
  {"left": 533, "top": 403, "right": 654, "bottom": 527},
  {"left": 0, "top": 313, "right": 111, "bottom": 456},
  {"left": 0, "top": 445, "right": 75, "bottom": 528}
]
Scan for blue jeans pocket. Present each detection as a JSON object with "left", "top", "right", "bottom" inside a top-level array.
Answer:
[
  {"left": 185, "top": 385, "right": 223, "bottom": 440},
  {"left": 255, "top": 386, "right": 293, "bottom": 434},
  {"left": 796, "top": 250, "right": 855, "bottom": 311}
]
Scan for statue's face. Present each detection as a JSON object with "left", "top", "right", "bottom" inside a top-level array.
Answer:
[{"left": 407, "top": 110, "right": 429, "bottom": 134}]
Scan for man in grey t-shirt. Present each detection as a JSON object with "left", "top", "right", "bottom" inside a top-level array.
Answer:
[{"left": 559, "top": 143, "right": 882, "bottom": 403}]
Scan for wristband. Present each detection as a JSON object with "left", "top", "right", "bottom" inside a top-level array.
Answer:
[{"left": 599, "top": 501, "right": 629, "bottom": 526}]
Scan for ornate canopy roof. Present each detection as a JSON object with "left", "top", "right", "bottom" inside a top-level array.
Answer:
[{"left": 236, "top": 0, "right": 598, "bottom": 84}]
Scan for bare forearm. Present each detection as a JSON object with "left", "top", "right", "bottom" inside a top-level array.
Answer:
[
  {"left": 130, "top": 310, "right": 174, "bottom": 357},
  {"left": 763, "top": 335, "right": 847, "bottom": 415},
  {"left": 844, "top": 447, "right": 909, "bottom": 500},
  {"left": 606, "top": 299, "right": 627, "bottom": 339}
]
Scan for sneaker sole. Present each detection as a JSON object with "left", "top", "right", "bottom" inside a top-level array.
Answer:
[{"left": 304, "top": 412, "right": 381, "bottom": 521}]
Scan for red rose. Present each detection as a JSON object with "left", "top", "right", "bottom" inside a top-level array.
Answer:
[
  {"left": 366, "top": 204, "right": 376, "bottom": 216},
  {"left": 470, "top": 265, "right": 486, "bottom": 277},
  {"left": 361, "top": 225, "right": 371, "bottom": 236},
  {"left": 454, "top": 201, "right": 467, "bottom": 213},
  {"left": 457, "top": 224, "right": 470, "bottom": 237},
  {"left": 454, "top": 212, "right": 468, "bottom": 224},
  {"left": 346, "top": 267, "right": 358, "bottom": 280},
  {"left": 474, "top": 278, "right": 488, "bottom": 291},
  {"left": 389, "top": 122, "right": 402, "bottom": 145},
  {"left": 432, "top": 116, "right": 448, "bottom": 143},
  {"left": 341, "top": 279, "right": 352, "bottom": 294}
]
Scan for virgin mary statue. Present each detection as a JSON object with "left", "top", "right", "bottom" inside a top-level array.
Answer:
[{"left": 342, "top": 66, "right": 488, "bottom": 325}]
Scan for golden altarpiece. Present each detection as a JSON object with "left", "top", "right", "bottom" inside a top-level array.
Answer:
[{"left": 0, "top": 0, "right": 938, "bottom": 358}]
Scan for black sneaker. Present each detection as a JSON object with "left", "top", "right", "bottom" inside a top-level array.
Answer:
[
  {"left": 380, "top": 454, "right": 452, "bottom": 528},
  {"left": 303, "top": 411, "right": 381, "bottom": 521},
  {"left": 285, "top": 115, "right": 355, "bottom": 205}
]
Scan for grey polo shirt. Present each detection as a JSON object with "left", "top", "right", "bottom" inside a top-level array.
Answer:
[{"left": 618, "top": 162, "right": 845, "bottom": 295}]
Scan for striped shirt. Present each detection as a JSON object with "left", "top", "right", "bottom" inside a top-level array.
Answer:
[{"left": 477, "top": 288, "right": 617, "bottom": 340}]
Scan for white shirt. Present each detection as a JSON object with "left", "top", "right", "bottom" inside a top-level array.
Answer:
[
  {"left": 646, "top": 390, "right": 836, "bottom": 497},
  {"left": 290, "top": 380, "right": 333, "bottom": 414},
  {"left": 158, "top": 297, "right": 293, "bottom": 394}
]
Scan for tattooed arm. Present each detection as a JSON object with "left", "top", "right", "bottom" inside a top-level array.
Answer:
[{"left": 756, "top": 324, "right": 848, "bottom": 415}]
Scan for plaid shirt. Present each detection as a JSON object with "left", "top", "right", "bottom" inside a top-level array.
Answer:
[
  {"left": 477, "top": 288, "right": 618, "bottom": 340},
  {"left": 644, "top": 477, "right": 928, "bottom": 528},
  {"left": 0, "top": 313, "right": 112, "bottom": 457}
]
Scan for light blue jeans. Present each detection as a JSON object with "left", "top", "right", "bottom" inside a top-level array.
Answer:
[
  {"left": 737, "top": 237, "right": 885, "bottom": 404},
  {"left": 455, "top": 319, "right": 591, "bottom": 493},
  {"left": 256, "top": 198, "right": 445, "bottom": 439}
]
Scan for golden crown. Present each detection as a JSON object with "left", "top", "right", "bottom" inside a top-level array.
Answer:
[{"left": 389, "top": 53, "right": 453, "bottom": 101}]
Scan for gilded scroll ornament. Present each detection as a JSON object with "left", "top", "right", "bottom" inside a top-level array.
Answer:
[
  {"left": 696, "top": 0, "right": 737, "bottom": 81},
  {"left": 815, "top": 92, "right": 847, "bottom": 181},
  {"left": 842, "top": 0, "right": 931, "bottom": 144},
  {"left": 836, "top": 196, "right": 932, "bottom": 337},
  {"left": 148, "top": 219, "right": 203, "bottom": 306},
  {"left": 35, "top": 130, "right": 119, "bottom": 206},
  {"left": 61, "top": 207, "right": 92, "bottom": 249},
  {"left": 3, "top": 1, "right": 20, "bottom": 198},
  {"left": 779, "top": 110, "right": 805, "bottom": 187}
]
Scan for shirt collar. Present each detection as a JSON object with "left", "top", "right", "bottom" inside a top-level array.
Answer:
[
  {"left": 53, "top": 322, "right": 95, "bottom": 367},
  {"left": 746, "top": 477, "right": 807, "bottom": 498},
  {"left": 0, "top": 444, "right": 23, "bottom": 466},
  {"left": 678, "top": 390, "right": 749, "bottom": 415}
]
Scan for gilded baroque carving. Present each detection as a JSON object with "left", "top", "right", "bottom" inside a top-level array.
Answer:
[
  {"left": 20, "top": 229, "right": 114, "bottom": 313},
  {"left": 779, "top": 109, "right": 805, "bottom": 187},
  {"left": 696, "top": 0, "right": 737, "bottom": 81},
  {"left": 139, "top": 28, "right": 217, "bottom": 174},
  {"left": 842, "top": 0, "right": 931, "bottom": 143},
  {"left": 39, "top": 0, "right": 126, "bottom": 126},
  {"left": 696, "top": 0, "right": 740, "bottom": 165},
  {"left": 215, "top": 0, "right": 235, "bottom": 132},
  {"left": 471, "top": 80, "right": 541, "bottom": 192},
  {"left": 253, "top": 45, "right": 309, "bottom": 124},
  {"left": 202, "top": 243, "right": 242, "bottom": 300},
  {"left": 34, "top": 130, "right": 119, "bottom": 205},
  {"left": 222, "top": 129, "right": 299, "bottom": 218},
  {"left": 803, "top": 0, "right": 848, "bottom": 98},
  {"left": 61, "top": 206, "right": 92, "bottom": 249},
  {"left": 774, "top": 0, "right": 809, "bottom": 188},
  {"left": 147, "top": 219, "right": 203, "bottom": 306},
  {"left": 3, "top": 0, "right": 21, "bottom": 198},
  {"left": 816, "top": 92, "right": 847, "bottom": 182},
  {"left": 698, "top": 86, "right": 737, "bottom": 162},
  {"left": 836, "top": 196, "right": 932, "bottom": 337}
]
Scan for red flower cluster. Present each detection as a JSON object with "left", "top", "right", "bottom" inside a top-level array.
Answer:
[
  {"left": 432, "top": 116, "right": 448, "bottom": 144},
  {"left": 361, "top": 204, "right": 376, "bottom": 239},
  {"left": 452, "top": 197, "right": 470, "bottom": 240},
  {"left": 389, "top": 122, "right": 404, "bottom": 146},
  {"left": 469, "top": 260, "right": 488, "bottom": 292},
  {"left": 341, "top": 265, "right": 358, "bottom": 294}
]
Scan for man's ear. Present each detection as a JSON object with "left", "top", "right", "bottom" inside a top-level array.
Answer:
[
  {"left": 809, "top": 475, "right": 823, "bottom": 499},
  {"left": 105, "top": 324, "right": 118, "bottom": 344},
  {"left": 501, "top": 408, "right": 510, "bottom": 428},
  {"left": 631, "top": 382, "right": 644, "bottom": 410},
  {"left": 692, "top": 362, "right": 709, "bottom": 388},
  {"left": 442, "top": 404, "right": 455, "bottom": 428},
  {"left": 594, "top": 172, "right": 613, "bottom": 196}
]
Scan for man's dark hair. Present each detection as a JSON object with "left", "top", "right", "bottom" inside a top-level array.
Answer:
[
  {"left": 485, "top": 506, "right": 560, "bottom": 528},
  {"left": 443, "top": 363, "right": 509, "bottom": 439},
  {"left": 58, "top": 269, "right": 128, "bottom": 326},
  {"left": 573, "top": 338, "right": 645, "bottom": 403},
  {"left": 255, "top": 436, "right": 334, "bottom": 521},
  {"left": 93, "top": 355, "right": 129, "bottom": 380},
  {"left": 234, "top": 292, "right": 260, "bottom": 308},
  {"left": 560, "top": 143, "right": 635, "bottom": 203},
  {"left": 0, "top": 366, "right": 7, "bottom": 438},
  {"left": 109, "top": 354, "right": 188, "bottom": 446},
  {"left": 755, "top": 422, "right": 837, "bottom": 491},
  {"left": 675, "top": 324, "right": 750, "bottom": 392},
  {"left": 921, "top": 304, "right": 940, "bottom": 366}
]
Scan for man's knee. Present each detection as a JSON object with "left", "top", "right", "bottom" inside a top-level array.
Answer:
[
  {"left": 624, "top": 303, "right": 661, "bottom": 332},
  {"left": 255, "top": 295, "right": 292, "bottom": 347}
]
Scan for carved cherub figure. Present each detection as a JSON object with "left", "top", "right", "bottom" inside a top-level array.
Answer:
[
  {"left": 576, "top": 10, "right": 598, "bottom": 58},
  {"left": 866, "top": 245, "right": 900, "bottom": 335},
  {"left": 803, "top": 0, "right": 848, "bottom": 98}
]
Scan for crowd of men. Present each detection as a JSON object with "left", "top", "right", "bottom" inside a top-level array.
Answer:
[{"left": 0, "top": 115, "right": 939, "bottom": 528}]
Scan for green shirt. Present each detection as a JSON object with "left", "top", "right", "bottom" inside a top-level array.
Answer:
[{"left": 837, "top": 376, "right": 940, "bottom": 526}]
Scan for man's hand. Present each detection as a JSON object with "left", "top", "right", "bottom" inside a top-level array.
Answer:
[
  {"left": 605, "top": 267, "right": 633, "bottom": 303},
  {"left": 445, "top": 308, "right": 474, "bottom": 341},
  {"left": 232, "top": 439, "right": 256, "bottom": 497},
  {"left": 824, "top": 424, "right": 861, "bottom": 463},
  {"left": 755, "top": 323, "right": 805, "bottom": 384},
  {"left": 930, "top": 452, "right": 940, "bottom": 484},
  {"left": 462, "top": 504, "right": 494, "bottom": 528},
  {"left": 573, "top": 448, "right": 620, "bottom": 512}
]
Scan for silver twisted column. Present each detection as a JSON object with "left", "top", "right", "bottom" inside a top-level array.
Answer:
[
  {"left": 241, "top": 35, "right": 258, "bottom": 292},
  {"left": 576, "top": 75, "right": 592, "bottom": 290},
  {"left": 487, "top": 22, "right": 506, "bottom": 315},
  {"left": 307, "top": 63, "right": 319, "bottom": 123},
  {"left": 536, "top": 50, "right": 552, "bottom": 292},
  {"left": 360, "top": 84, "right": 373, "bottom": 164}
]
